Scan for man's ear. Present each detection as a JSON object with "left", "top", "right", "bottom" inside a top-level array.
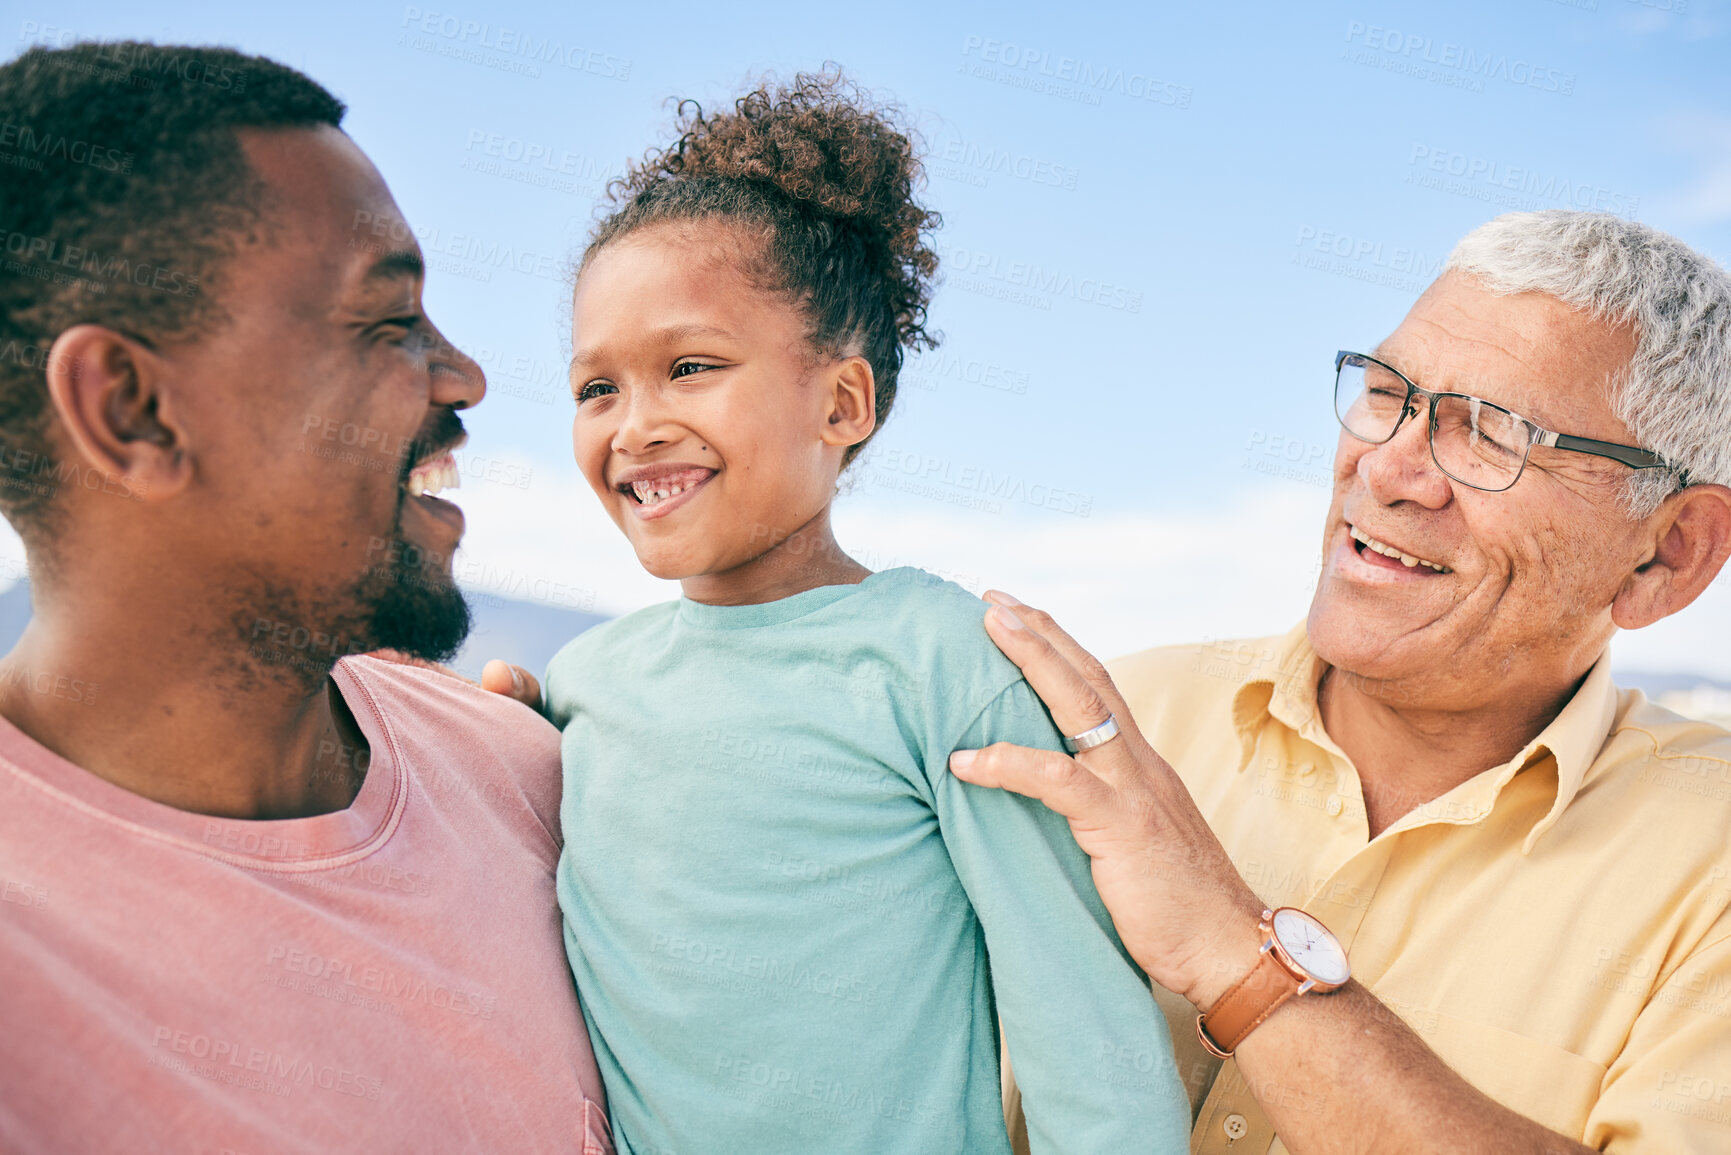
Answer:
[
  {"left": 818, "top": 355, "right": 877, "bottom": 449},
  {"left": 1612, "top": 484, "right": 1731, "bottom": 629},
  {"left": 44, "top": 324, "right": 193, "bottom": 501}
]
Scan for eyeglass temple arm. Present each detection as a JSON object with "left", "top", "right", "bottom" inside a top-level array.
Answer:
[{"left": 1542, "top": 430, "right": 1672, "bottom": 472}]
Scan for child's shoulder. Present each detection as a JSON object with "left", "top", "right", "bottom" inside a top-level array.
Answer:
[
  {"left": 855, "top": 567, "right": 1018, "bottom": 682},
  {"left": 860, "top": 566, "right": 994, "bottom": 627},
  {"left": 545, "top": 600, "right": 678, "bottom": 680},
  {"left": 854, "top": 568, "right": 1058, "bottom": 749}
]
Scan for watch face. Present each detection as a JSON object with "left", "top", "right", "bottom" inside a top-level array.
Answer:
[{"left": 1272, "top": 908, "right": 1351, "bottom": 985}]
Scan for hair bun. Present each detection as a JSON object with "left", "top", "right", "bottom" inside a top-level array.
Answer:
[
  {"left": 664, "top": 71, "right": 916, "bottom": 227},
  {"left": 609, "top": 67, "right": 939, "bottom": 356},
  {"left": 590, "top": 68, "right": 941, "bottom": 466}
]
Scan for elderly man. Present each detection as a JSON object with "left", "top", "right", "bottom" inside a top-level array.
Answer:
[
  {"left": 0, "top": 43, "right": 611, "bottom": 1151},
  {"left": 964, "top": 212, "right": 1731, "bottom": 1153}
]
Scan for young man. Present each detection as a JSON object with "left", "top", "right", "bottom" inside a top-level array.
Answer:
[{"left": 0, "top": 42, "right": 610, "bottom": 1152}]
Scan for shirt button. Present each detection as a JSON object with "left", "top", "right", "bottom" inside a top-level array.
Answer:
[
  {"left": 1224, "top": 1112, "right": 1249, "bottom": 1140},
  {"left": 1325, "top": 794, "right": 1344, "bottom": 816}
]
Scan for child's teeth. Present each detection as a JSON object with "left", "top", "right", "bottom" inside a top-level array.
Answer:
[{"left": 634, "top": 479, "right": 692, "bottom": 505}]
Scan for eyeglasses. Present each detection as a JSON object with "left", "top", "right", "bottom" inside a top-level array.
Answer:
[{"left": 1333, "top": 350, "right": 1680, "bottom": 493}]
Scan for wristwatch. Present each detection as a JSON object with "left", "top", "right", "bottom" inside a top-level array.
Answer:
[{"left": 1196, "top": 907, "right": 1351, "bottom": 1058}]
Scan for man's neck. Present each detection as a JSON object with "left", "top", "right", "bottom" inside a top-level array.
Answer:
[
  {"left": 1316, "top": 665, "right": 1585, "bottom": 838},
  {"left": 0, "top": 604, "right": 370, "bottom": 820}
]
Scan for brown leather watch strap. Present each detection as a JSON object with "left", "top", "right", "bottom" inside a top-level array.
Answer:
[{"left": 1196, "top": 948, "right": 1300, "bottom": 1058}]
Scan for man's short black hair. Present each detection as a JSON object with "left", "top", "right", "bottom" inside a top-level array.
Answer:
[{"left": 0, "top": 41, "right": 346, "bottom": 541}]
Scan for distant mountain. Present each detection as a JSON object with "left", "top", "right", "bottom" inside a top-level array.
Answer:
[
  {"left": 0, "top": 581, "right": 608, "bottom": 685},
  {"left": 446, "top": 592, "right": 608, "bottom": 683}
]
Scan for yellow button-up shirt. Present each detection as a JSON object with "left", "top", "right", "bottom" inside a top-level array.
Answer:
[{"left": 1004, "top": 624, "right": 1731, "bottom": 1154}]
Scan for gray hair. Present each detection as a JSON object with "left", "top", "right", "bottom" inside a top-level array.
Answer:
[{"left": 1443, "top": 210, "right": 1731, "bottom": 517}]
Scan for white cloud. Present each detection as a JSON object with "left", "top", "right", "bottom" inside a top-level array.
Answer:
[{"left": 830, "top": 486, "right": 1329, "bottom": 662}]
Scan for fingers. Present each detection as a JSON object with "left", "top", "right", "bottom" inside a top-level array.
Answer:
[
  {"left": 983, "top": 591, "right": 1133, "bottom": 722},
  {"left": 978, "top": 597, "right": 1139, "bottom": 749},
  {"left": 949, "top": 742, "right": 1115, "bottom": 822},
  {"left": 481, "top": 659, "right": 544, "bottom": 713}
]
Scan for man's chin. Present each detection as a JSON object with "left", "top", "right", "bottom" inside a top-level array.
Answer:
[
  {"left": 400, "top": 490, "right": 466, "bottom": 550},
  {"left": 357, "top": 550, "right": 472, "bottom": 665},
  {"left": 1307, "top": 592, "right": 1442, "bottom": 687}
]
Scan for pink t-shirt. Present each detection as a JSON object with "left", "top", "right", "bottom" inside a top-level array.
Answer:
[{"left": 0, "top": 655, "right": 612, "bottom": 1154}]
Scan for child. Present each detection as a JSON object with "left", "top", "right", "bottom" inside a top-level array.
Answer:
[{"left": 545, "top": 72, "right": 1188, "bottom": 1154}]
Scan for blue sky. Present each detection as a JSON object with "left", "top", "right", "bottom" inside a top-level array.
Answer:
[{"left": 9, "top": 0, "right": 1731, "bottom": 675}]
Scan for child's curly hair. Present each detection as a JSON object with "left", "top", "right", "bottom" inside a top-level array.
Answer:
[{"left": 584, "top": 68, "right": 941, "bottom": 464}]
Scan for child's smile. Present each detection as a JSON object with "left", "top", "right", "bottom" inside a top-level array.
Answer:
[{"left": 613, "top": 463, "right": 717, "bottom": 520}]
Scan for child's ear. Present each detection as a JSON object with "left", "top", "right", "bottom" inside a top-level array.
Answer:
[{"left": 820, "top": 355, "right": 876, "bottom": 448}]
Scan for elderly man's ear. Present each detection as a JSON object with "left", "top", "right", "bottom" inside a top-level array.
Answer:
[
  {"left": 44, "top": 324, "right": 195, "bottom": 501},
  {"left": 1612, "top": 485, "right": 1731, "bottom": 630}
]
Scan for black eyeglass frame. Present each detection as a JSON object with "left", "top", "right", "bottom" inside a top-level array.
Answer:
[{"left": 1333, "top": 350, "right": 1683, "bottom": 493}]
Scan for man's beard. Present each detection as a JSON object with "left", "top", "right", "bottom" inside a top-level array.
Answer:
[
  {"left": 232, "top": 525, "right": 472, "bottom": 695},
  {"left": 351, "top": 529, "right": 472, "bottom": 664},
  {"left": 359, "top": 405, "right": 473, "bottom": 663},
  {"left": 233, "top": 406, "right": 474, "bottom": 691}
]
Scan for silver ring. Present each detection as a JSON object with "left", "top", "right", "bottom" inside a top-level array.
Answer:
[{"left": 1063, "top": 713, "right": 1121, "bottom": 754}]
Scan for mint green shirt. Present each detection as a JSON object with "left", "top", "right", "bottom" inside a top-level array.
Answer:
[{"left": 548, "top": 567, "right": 1187, "bottom": 1154}]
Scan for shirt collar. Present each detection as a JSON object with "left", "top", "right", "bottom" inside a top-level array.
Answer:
[{"left": 1228, "top": 623, "right": 1620, "bottom": 853}]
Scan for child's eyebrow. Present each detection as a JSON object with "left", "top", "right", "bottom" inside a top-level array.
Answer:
[{"left": 570, "top": 323, "right": 739, "bottom": 370}]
